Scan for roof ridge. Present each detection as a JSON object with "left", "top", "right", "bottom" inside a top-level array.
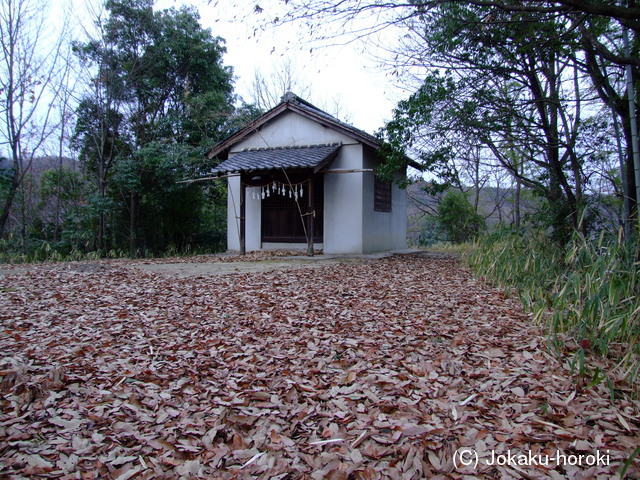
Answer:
[
  {"left": 281, "top": 91, "right": 324, "bottom": 112},
  {"left": 241, "top": 142, "right": 341, "bottom": 152},
  {"left": 206, "top": 92, "right": 380, "bottom": 159}
]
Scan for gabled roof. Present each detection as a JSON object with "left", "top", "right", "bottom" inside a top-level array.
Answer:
[
  {"left": 207, "top": 92, "right": 380, "bottom": 160},
  {"left": 210, "top": 143, "right": 341, "bottom": 175}
]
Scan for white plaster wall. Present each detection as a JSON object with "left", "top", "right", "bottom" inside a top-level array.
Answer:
[
  {"left": 225, "top": 179, "right": 262, "bottom": 252},
  {"left": 226, "top": 176, "right": 241, "bottom": 251},
  {"left": 323, "top": 143, "right": 364, "bottom": 254},
  {"left": 245, "top": 187, "right": 262, "bottom": 252},
  {"left": 362, "top": 149, "right": 407, "bottom": 253},
  {"left": 231, "top": 111, "right": 354, "bottom": 152},
  {"left": 389, "top": 174, "right": 408, "bottom": 249}
]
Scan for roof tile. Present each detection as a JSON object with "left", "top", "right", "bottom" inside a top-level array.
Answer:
[{"left": 210, "top": 143, "right": 341, "bottom": 175}]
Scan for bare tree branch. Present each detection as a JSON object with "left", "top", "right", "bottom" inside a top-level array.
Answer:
[{"left": 0, "top": 0, "right": 71, "bottom": 239}]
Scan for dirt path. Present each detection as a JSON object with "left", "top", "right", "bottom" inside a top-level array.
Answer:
[
  {"left": 0, "top": 250, "right": 408, "bottom": 277},
  {"left": 0, "top": 254, "right": 637, "bottom": 479},
  {"left": 131, "top": 256, "right": 373, "bottom": 277}
]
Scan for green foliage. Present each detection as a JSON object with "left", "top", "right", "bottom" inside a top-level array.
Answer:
[
  {"left": 467, "top": 229, "right": 640, "bottom": 386},
  {"left": 120, "top": 143, "right": 210, "bottom": 254},
  {"left": 39, "top": 168, "right": 83, "bottom": 204},
  {"left": 67, "top": 0, "right": 241, "bottom": 257},
  {"left": 437, "top": 190, "right": 485, "bottom": 243},
  {"left": 71, "top": 98, "right": 130, "bottom": 177},
  {"left": 35, "top": 167, "right": 89, "bottom": 250},
  {"left": 0, "top": 1, "right": 244, "bottom": 261},
  {"left": 0, "top": 165, "right": 13, "bottom": 220},
  {"left": 96, "top": 0, "right": 235, "bottom": 147},
  {"left": 377, "top": 2, "right": 612, "bottom": 241},
  {"left": 378, "top": 71, "right": 462, "bottom": 193}
]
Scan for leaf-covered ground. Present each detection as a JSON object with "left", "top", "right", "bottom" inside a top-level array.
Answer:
[{"left": 0, "top": 254, "right": 638, "bottom": 479}]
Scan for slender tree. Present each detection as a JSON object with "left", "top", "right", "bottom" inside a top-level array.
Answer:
[{"left": 0, "top": 0, "right": 68, "bottom": 241}]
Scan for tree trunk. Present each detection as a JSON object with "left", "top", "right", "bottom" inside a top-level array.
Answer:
[
  {"left": 98, "top": 177, "right": 107, "bottom": 251},
  {"left": 581, "top": 29, "right": 639, "bottom": 225},
  {"left": 54, "top": 159, "right": 61, "bottom": 243},
  {"left": 527, "top": 54, "right": 579, "bottom": 238},
  {"left": 20, "top": 179, "right": 28, "bottom": 253},
  {"left": 514, "top": 177, "right": 521, "bottom": 229},
  {"left": 129, "top": 191, "right": 138, "bottom": 257},
  {"left": 473, "top": 151, "right": 481, "bottom": 214},
  {"left": 0, "top": 172, "right": 20, "bottom": 238}
]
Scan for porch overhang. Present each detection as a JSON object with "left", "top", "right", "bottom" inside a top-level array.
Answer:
[
  {"left": 215, "top": 144, "right": 340, "bottom": 258},
  {"left": 209, "top": 143, "right": 342, "bottom": 176}
]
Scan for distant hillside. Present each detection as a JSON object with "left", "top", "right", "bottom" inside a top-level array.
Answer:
[
  {"left": 406, "top": 181, "right": 539, "bottom": 245},
  {"left": 0, "top": 156, "right": 78, "bottom": 175}
]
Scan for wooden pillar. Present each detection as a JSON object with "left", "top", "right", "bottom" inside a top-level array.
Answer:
[
  {"left": 306, "top": 177, "right": 314, "bottom": 256},
  {"left": 240, "top": 178, "right": 246, "bottom": 255}
]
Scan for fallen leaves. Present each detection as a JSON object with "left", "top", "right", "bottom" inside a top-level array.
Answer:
[{"left": 0, "top": 254, "right": 638, "bottom": 479}]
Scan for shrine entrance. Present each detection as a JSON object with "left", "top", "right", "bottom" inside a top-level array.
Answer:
[
  {"left": 261, "top": 175, "right": 323, "bottom": 244},
  {"left": 206, "top": 141, "right": 344, "bottom": 255}
]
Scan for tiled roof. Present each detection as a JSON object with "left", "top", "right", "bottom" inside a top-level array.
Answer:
[
  {"left": 207, "top": 93, "right": 380, "bottom": 160},
  {"left": 210, "top": 143, "right": 341, "bottom": 175}
]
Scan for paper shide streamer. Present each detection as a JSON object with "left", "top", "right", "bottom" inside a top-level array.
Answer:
[{"left": 250, "top": 181, "right": 305, "bottom": 201}]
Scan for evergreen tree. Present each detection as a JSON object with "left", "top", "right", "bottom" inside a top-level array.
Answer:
[{"left": 72, "top": 0, "right": 245, "bottom": 255}]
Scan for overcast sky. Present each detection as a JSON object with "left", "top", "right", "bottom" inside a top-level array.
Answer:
[{"left": 150, "top": 0, "right": 405, "bottom": 134}]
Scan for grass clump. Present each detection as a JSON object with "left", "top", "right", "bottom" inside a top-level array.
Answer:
[
  {"left": 0, "top": 237, "right": 223, "bottom": 265},
  {"left": 467, "top": 228, "right": 640, "bottom": 388}
]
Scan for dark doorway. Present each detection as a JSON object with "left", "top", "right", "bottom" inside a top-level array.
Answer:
[{"left": 261, "top": 175, "right": 323, "bottom": 243}]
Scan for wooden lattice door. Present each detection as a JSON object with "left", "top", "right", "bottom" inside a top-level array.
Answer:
[{"left": 261, "top": 176, "right": 323, "bottom": 243}]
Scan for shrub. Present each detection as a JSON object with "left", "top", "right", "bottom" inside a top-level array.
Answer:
[{"left": 437, "top": 190, "right": 485, "bottom": 243}]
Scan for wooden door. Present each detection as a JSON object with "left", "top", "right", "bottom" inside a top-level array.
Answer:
[{"left": 261, "top": 176, "right": 323, "bottom": 243}]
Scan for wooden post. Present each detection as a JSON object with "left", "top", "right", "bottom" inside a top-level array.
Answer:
[
  {"left": 240, "top": 179, "right": 246, "bottom": 255},
  {"left": 306, "top": 177, "right": 314, "bottom": 256}
]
